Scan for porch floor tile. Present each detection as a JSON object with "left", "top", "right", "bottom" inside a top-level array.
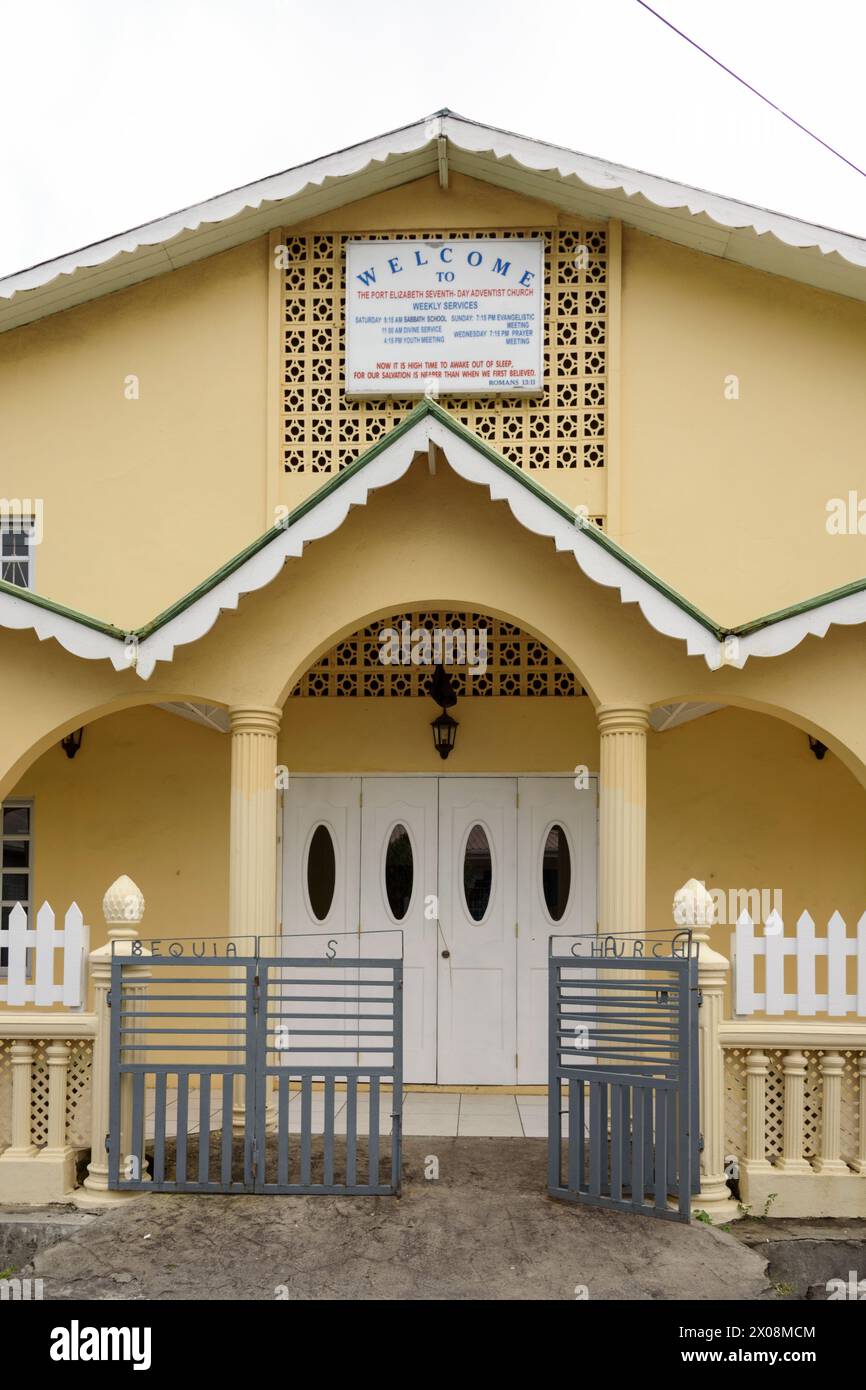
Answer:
[{"left": 140, "top": 1088, "right": 581, "bottom": 1139}]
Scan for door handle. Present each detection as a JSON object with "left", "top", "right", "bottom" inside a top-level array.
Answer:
[{"left": 441, "top": 949, "right": 450, "bottom": 959}]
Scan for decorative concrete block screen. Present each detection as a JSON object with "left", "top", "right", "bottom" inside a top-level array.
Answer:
[
  {"left": 291, "top": 611, "right": 584, "bottom": 697},
  {"left": 281, "top": 226, "right": 608, "bottom": 477}
]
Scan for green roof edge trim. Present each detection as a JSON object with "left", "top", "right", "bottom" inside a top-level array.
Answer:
[
  {"left": 3, "top": 398, "right": 866, "bottom": 654},
  {"left": 0, "top": 576, "right": 128, "bottom": 639}
]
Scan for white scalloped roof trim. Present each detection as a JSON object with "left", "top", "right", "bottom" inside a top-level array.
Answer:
[
  {"left": 0, "top": 589, "right": 131, "bottom": 668},
  {"left": 731, "top": 589, "right": 866, "bottom": 662},
  {"left": 3, "top": 113, "right": 866, "bottom": 308},
  {"left": 0, "top": 121, "right": 434, "bottom": 302},
  {"left": 445, "top": 117, "right": 866, "bottom": 267}
]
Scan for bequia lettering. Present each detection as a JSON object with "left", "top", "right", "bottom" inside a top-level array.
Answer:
[{"left": 147, "top": 940, "right": 239, "bottom": 958}]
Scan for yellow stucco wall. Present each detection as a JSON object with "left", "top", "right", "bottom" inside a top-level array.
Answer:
[
  {"left": 620, "top": 227, "right": 866, "bottom": 624},
  {"left": 647, "top": 705, "right": 866, "bottom": 948},
  {"left": 12, "top": 698, "right": 866, "bottom": 963},
  {"left": 14, "top": 706, "right": 229, "bottom": 948},
  {"left": 0, "top": 240, "right": 269, "bottom": 626}
]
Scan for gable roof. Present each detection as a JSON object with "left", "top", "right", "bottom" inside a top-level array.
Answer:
[
  {"left": 3, "top": 399, "right": 866, "bottom": 679},
  {"left": 3, "top": 110, "right": 866, "bottom": 334}
]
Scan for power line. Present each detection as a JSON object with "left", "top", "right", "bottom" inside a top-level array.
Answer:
[{"left": 634, "top": 0, "right": 866, "bottom": 181}]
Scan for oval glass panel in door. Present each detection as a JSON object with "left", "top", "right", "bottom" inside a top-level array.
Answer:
[
  {"left": 384, "top": 823, "right": 414, "bottom": 921},
  {"left": 463, "top": 823, "right": 493, "bottom": 922},
  {"left": 306, "top": 824, "right": 336, "bottom": 921},
  {"left": 542, "top": 824, "right": 572, "bottom": 922}
]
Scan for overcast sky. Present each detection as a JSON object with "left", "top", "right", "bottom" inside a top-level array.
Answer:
[{"left": 1, "top": 0, "right": 865, "bottom": 279}]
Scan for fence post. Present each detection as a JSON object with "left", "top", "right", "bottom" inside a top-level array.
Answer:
[
  {"left": 34, "top": 1041, "right": 77, "bottom": 1195},
  {"left": 854, "top": 1055, "right": 866, "bottom": 1176},
  {"left": 776, "top": 1050, "right": 811, "bottom": 1172},
  {"left": 79, "top": 875, "right": 146, "bottom": 1204},
  {"left": 5, "top": 1041, "right": 37, "bottom": 1157},
  {"left": 814, "top": 1052, "right": 849, "bottom": 1175},
  {"left": 674, "top": 878, "right": 739, "bottom": 1222},
  {"left": 744, "top": 1050, "right": 772, "bottom": 1171}
]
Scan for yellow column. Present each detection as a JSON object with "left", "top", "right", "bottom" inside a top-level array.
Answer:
[
  {"left": 597, "top": 705, "right": 649, "bottom": 936},
  {"left": 228, "top": 706, "right": 281, "bottom": 1130},
  {"left": 228, "top": 706, "right": 282, "bottom": 942}
]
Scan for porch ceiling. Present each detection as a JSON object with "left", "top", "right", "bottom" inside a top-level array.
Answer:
[{"left": 4, "top": 400, "right": 866, "bottom": 679}]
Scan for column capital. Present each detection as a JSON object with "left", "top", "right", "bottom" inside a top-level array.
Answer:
[
  {"left": 596, "top": 704, "right": 650, "bottom": 736},
  {"left": 228, "top": 705, "right": 282, "bottom": 737}
]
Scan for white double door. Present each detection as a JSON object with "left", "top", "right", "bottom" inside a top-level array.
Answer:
[{"left": 282, "top": 776, "right": 596, "bottom": 1084}]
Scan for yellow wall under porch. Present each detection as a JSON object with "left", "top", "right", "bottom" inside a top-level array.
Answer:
[{"left": 11, "top": 699, "right": 866, "bottom": 964}]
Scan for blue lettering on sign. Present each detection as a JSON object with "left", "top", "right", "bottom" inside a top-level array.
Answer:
[
  {"left": 387, "top": 256, "right": 403, "bottom": 275},
  {"left": 439, "top": 246, "right": 453, "bottom": 264},
  {"left": 491, "top": 257, "right": 511, "bottom": 277},
  {"left": 519, "top": 270, "right": 535, "bottom": 287},
  {"left": 355, "top": 266, "right": 377, "bottom": 287},
  {"left": 467, "top": 250, "right": 482, "bottom": 267},
  {"left": 414, "top": 249, "right": 429, "bottom": 267}
]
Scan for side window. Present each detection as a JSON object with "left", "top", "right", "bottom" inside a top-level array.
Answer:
[
  {"left": 0, "top": 514, "right": 36, "bottom": 589},
  {"left": 1, "top": 801, "right": 33, "bottom": 971}
]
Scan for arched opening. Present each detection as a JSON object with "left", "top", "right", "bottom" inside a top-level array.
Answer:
[{"left": 646, "top": 697, "right": 866, "bottom": 971}]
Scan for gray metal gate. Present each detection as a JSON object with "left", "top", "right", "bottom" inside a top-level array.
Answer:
[
  {"left": 548, "top": 932, "right": 699, "bottom": 1222},
  {"left": 108, "top": 941, "right": 403, "bottom": 1195}
]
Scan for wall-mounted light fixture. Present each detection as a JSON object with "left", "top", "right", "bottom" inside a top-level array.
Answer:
[
  {"left": 808, "top": 736, "right": 828, "bottom": 761},
  {"left": 429, "top": 664, "right": 458, "bottom": 761},
  {"left": 60, "top": 728, "right": 84, "bottom": 760}
]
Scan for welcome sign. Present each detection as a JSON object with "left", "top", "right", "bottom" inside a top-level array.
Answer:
[{"left": 345, "top": 239, "right": 544, "bottom": 395}]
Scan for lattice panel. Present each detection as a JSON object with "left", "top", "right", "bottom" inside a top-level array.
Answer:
[
  {"left": 840, "top": 1049, "right": 862, "bottom": 1165},
  {"left": 291, "top": 611, "right": 583, "bottom": 698},
  {"left": 65, "top": 1040, "right": 93, "bottom": 1148},
  {"left": 723, "top": 1047, "right": 747, "bottom": 1163},
  {"left": 281, "top": 226, "right": 607, "bottom": 475},
  {"left": 29, "top": 1041, "right": 51, "bottom": 1146}
]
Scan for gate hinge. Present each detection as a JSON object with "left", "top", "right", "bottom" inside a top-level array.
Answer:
[
  {"left": 104, "top": 1133, "right": 111, "bottom": 1155},
  {"left": 696, "top": 989, "right": 703, "bottom": 1008},
  {"left": 252, "top": 974, "right": 261, "bottom": 1012},
  {"left": 698, "top": 1132, "right": 704, "bottom": 1153},
  {"left": 106, "top": 990, "right": 112, "bottom": 1009}
]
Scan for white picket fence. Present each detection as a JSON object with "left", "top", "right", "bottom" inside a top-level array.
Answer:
[
  {"left": 0, "top": 902, "right": 89, "bottom": 1007},
  {"left": 733, "top": 909, "right": 866, "bottom": 1016}
]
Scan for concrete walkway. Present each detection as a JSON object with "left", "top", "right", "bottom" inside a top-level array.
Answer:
[
  {"left": 30, "top": 1139, "right": 771, "bottom": 1301},
  {"left": 147, "top": 1089, "right": 554, "bottom": 1138}
]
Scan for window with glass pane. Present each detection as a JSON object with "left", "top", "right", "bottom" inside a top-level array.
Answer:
[
  {"left": 463, "top": 824, "right": 493, "bottom": 922},
  {"left": 1, "top": 802, "right": 32, "bottom": 970},
  {"left": 542, "top": 824, "right": 572, "bottom": 922},
  {"left": 1, "top": 520, "right": 34, "bottom": 588}
]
